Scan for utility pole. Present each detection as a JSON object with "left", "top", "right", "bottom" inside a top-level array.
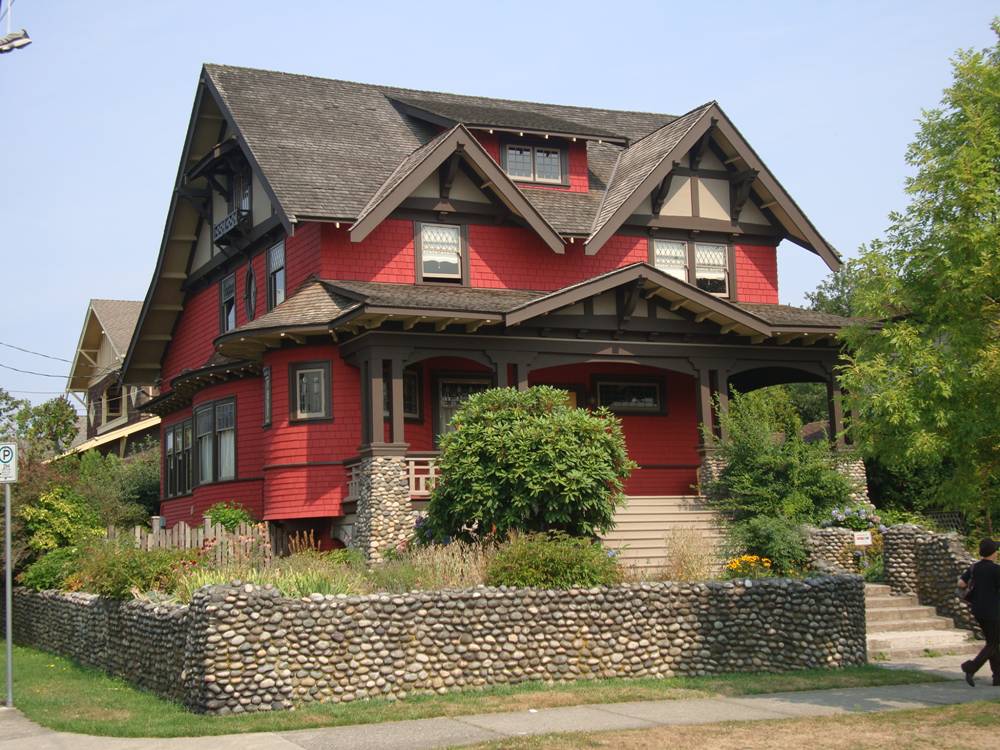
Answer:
[{"left": 0, "top": 443, "right": 16, "bottom": 708}]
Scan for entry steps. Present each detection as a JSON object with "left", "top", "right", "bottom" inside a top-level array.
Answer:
[{"left": 865, "top": 583, "right": 978, "bottom": 660}]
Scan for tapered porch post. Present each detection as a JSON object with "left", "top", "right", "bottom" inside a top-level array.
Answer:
[
  {"left": 696, "top": 368, "right": 714, "bottom": 445},
  {"left": 827, "top": 379, "right": 846, "bottom": 449}
]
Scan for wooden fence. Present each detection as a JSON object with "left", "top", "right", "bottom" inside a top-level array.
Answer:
[{"left": 106, "top": 519, "right": 291, "bottom": 566}]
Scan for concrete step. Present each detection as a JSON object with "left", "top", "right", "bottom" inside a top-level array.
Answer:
[
  {"left": 866, "top": 605, "right": 944, "bottom": 623},
  {"left": 866, "top": 617, "right": 954, "bottom": 634},
  {"left": 867, "top": 628, "right": 975, "bottom": 655},
  {"left": 864, "top": 584, "right": 892, "bottom": 595},
  {"left": 865, "top": 594, "right": 920, "bottom": 608},
  {"left": 871, "top": 643, "right": 982, "bottom": 660}
]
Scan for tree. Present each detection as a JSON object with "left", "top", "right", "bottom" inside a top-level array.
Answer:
[
  {"left": 840, "top": 21, "right": 1000, "bottom": 531},
  {"left": 424, "top": 386, "right": 636, "bottom": 542},
  {"left": 16, "top": 396, "right": 78, "bottom": 459},
  {"left": 805, "top": 258, "right": 861, "bottom": 318}
]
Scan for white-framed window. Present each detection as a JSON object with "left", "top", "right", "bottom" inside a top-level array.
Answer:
[
  {"left": 503, "top": 144, "right": 564, "bottom": 184},
  {"left": 694, "top": 243, "right": 729, "bottom": 296},
  {"left": 267, "top": 241, "right": 285, "bottom": 309},
  {"left": 220, "top": 273, "right": 236, "bottom": 332},
  {"left": 419, "top": 223, "right": 462, "bottom": 281},
  {"left": 652, "top": 239, "right": 688, "bottom": 281},
  {"left": 195, "top": 406, "right": 214, "bottom": 485},
  {"left": 215, "top": 401, "right": 236, "bottom": 481},
  {"left": 291, "top": 361, "right": 331, "bottom": 421}
]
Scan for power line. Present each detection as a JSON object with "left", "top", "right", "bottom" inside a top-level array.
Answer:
[
  {"left": 7, "top": 389, "right": 69, "bottom": 395},
  {"left": 0, "top": 341, "right": 72, "bottom": 363},
  {"left": 0, "top": 362, "right": 67, "bottom": 378}
]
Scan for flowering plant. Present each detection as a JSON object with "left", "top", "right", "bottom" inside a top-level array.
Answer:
[
  {"left": 821, "top": 504, "right": 884, "bottom": 532},
  {"left": 721, "top": 554, "right": 774, "bottom": 579}
]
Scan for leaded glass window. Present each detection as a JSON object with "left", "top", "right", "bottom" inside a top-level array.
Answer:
[
  {"left": 420, "top": 224, "right": 462, "bottom": 280},
  {"left": 653, "top": 239, "right": 688, "bottom": 281},
  {"left": 695, "top": 243, "right": 729, "bottom": 295}
]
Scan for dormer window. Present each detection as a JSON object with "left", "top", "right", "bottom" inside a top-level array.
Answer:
[
  {"left": 417, "top": 223, "right": 464, "bottom": 283},
  {"left": 652, "top": 239, "right": 687, "bottom": 281},
  {"left": 501, "top": 140, "right": 566, "bottom": 185}
]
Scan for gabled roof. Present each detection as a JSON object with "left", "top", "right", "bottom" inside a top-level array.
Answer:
[
  {"left": 350, "top": 124, "right": 565, "bottom": 253},
  {"left": 586, "top": 103, "right": 841, "bottom": 268},
  {"left": 67, "top": 299, "right": 144, "bottom": 391}
]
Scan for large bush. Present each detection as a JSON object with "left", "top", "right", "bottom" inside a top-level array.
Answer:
[
  {"left": 726, "top": 517, "right": 808, "bottom": 577},
  {"left": 17, "top": 546, "right": 82, "bottom": 591},
  {"left": 424, "top": 387, "right": 635, "bottom": 541},
  {"left": 67, "top": 541, "right": 198, "bottom": 599},
  {"left": 18, "top": 486, "right": 103, "bottom": 553},
  {"left": 484, "top": 532, "right": 622, "bottom": 589},
  {"left": 704, "top": 390, "right": 853, "bottom": 522},
  {"left": 205, "top": 501, "right": 256, "bottom": 531}
]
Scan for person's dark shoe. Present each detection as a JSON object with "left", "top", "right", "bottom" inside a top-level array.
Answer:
[{"left": 961, "top": 661, "right": 976, "bottom": 687}]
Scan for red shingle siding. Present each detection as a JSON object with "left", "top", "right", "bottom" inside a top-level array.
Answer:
[
  {"left": 286, "top": 222, "right": 322, "bottom": 294},
  {"left": 402, "top": 357, "right": 492, "bottom": 451},
  {"left": 160, "top": 283, "right": 221, "bottom": 387},
  {"left": 529, "top": 363, "right": 700, "bottom": 496},
  {"left": 734, "top": 244, "right": 778, "bottom": 304},
  {"left": 469, "top": 227, "right": 647, "bottom": 291},
  {"left": 260, "top": 344, "right": 361, "bottom": 520},
  {"left": 322, "top": 221, "right": 415, "bottom": 283}
]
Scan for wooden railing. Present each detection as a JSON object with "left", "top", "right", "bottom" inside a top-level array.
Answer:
[
  {"left": 344, "top": 453, "right": 440, "bottom": 502},
  {"left": 407, "top": 453, "right": 440, "bottom": 498}
]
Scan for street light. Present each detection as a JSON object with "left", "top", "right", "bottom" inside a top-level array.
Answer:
[{"left": 0, "top": 28, "right": 30, "bottom": 53}]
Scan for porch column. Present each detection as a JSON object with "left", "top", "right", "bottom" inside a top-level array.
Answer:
[
  {"left": 354, "top": 348, "right": 411, "bottom": 563},
  {"left": 516, "top": 362, "right": 530, "bottom": 391},
  {"left": 696, "top": 368, "right": 714, "bottom": 445},
  {"left": 714, "top": 369, "right": 730, "bottom": 442},
  {"left": 827, "top": 379, "right": 846, "bottom": 449}
]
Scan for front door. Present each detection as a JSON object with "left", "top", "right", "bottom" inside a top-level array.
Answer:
[{"left": 437, "top": 377, "right": 491, "bottom": 437}]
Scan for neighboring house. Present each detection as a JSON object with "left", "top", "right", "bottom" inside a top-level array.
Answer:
[
  {"left": 65, "top": 299, "right": 160, "bottom": 457},
  {"left": 122, "top": 65, "right": 853, "bottom": 560}
]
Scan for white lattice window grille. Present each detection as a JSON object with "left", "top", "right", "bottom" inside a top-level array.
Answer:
[
  {"left": 421, "top": 224, "right": 462, "bottom": 280},
  {"left": 695, "top": 243, "right": 729, "bottom": 296},
  {"left": 653, "top": 239, "right": 688, "bottom": 281}
]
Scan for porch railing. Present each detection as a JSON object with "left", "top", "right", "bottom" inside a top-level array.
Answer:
[{"left": 344, "top": 453, "right": 440, "bottom": 502}]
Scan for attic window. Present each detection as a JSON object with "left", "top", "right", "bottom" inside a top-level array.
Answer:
[
  {"left": 502, "top": 142, "right": 565, "bottom": 185},
  {"left": 418, "top": 223, "right": 463, "bottom": 282},
  {"left": 652, "top": 239, "right": 687, "bottom": 281},
  {"left": 694, "top": 243, "right": 729, "bottom": 296}
]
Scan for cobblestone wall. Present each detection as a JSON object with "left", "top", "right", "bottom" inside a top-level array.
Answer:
[
  {"left": 806, "top": 527, "right": 857, "bottom": 573},
  {"left": 7, "top": 576, "right": 865, "bottom": 714},
  {"left": 353, "top": 454, "right": 411, "bottom": 562},
  {"left": 883, "top": 524, "right": 979, "bottom": 635}
]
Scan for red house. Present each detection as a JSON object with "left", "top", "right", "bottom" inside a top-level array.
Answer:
[{"left": 123, "top": 65, "right": 852, "bottom": 562}]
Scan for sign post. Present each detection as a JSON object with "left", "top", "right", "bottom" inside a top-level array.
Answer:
[{"left": 0, "top": 442, "right": 16, "bottom": 708}]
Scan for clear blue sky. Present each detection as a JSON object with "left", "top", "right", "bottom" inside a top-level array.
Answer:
[{"left": 0, "top": 0, "right": 996, "bottom": 405}]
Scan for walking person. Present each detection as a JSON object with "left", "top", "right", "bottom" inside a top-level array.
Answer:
[{"left": 958, "top": 538, "right": 1000, "bottom": 686}]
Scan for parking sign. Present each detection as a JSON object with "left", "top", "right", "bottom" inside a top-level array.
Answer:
[{"left": 0, "top": 443, "right": 17, "bottom": 483}]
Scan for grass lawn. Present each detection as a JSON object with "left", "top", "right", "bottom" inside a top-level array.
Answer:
[
  {"left": 2, "top": 644, "right": 942, "bottom": 738},
  {"left": 465, "top": 700, "right": 1000, "bottom": 749}
]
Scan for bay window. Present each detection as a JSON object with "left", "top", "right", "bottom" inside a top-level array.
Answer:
[{"left": 216, "top": 401, "right": 236, "bottom": 481}]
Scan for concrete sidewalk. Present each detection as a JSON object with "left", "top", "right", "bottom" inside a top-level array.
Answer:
[{"left": 1, "top": 658, "right": 996, "bottom": 750}]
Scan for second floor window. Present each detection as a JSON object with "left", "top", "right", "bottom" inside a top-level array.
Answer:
[
  {"left": 290, "top": 361, "right": 331, "bottom": 421},
  {"left": 419, "top": 223, "right": 462, "bottom": 282},
  {"left": 694, "top": 243, "right": 729, "bottom": 296},
  {"left": 652, "top": 239, "right": 688, "bottom": 282},
  {"left": 268, "top": 241, "right": 286, "bottom": 309},
  {"left": 244, "top": 267, "right": 257, "bottom": 321},
  {"left": 220, "top": 273, "right": 236, "bottom": 333},
  {"left": 503, "top": 144, "right": 563, "bottom": 184}
]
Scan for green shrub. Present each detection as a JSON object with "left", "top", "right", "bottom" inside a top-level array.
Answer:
[
  {"left": 485, "top": 532, "right": 622, "bottom": 589},
  {"left": 704, "top": 390, "right": 854, "bottom": 522},
  {"left": 425, "top": 387, "right": 636, "bottom": 542},
  {"left": 18, "top": 486, "right": 103, "bottom": 553},
  {"left": 205, "top": 501, "right": 255, "bottom": 532},
  {"left": 18, "top": 546, "right": 82, "bottom": 591},
  {"left": 68, "top": 541, "right": 199, "bottom": 599},
  {"left": 726, "top": 517, "right": 808, "bottom": 577}
]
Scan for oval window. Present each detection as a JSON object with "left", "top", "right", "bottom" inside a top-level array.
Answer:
[{"left": 244, "top": 267, "right": 257, "bottom": 321}]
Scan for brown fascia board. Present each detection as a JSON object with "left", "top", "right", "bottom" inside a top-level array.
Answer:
[
  {"left": 585, "top": 106, "right": 715, "bottom": 256},
  {"left": 349, "top": 125, "right": 566, "bottom": 254},
  {"left": 122, "top": 80, "right": 209, "bottom": 385},
  {"left": 584, "top": 103, "right": 842, "bottom": 272},
  {"left": 710, "top": 112, "right": 841, "bottom": 271},
  {"left": 66, "top": 304, "right": 99, "bottom": 392},
  {"left": 504, "top": 262, "right": 773, "bottom": 336}
]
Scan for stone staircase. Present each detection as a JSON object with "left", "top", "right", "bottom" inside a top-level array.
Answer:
[
  {"left": 602, "top": 495, "right": 723, "bottom": 570},
  {"left": 865, "top": 583, "right": 977, "bottom": 660}
]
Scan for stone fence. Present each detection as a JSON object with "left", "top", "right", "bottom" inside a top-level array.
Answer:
[
  {"left": 4, "top": 575, "right": 866, "bottom": 714},
  {"left": 883, "top": 524, "right": 979, "bottom": 635}
]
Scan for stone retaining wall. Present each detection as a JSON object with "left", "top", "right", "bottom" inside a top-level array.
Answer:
[
  {"left": 6, "top": 576, "right": 866, "bottom": 714},
  {"left": 883, "top": 524, "right": 980, "bottom": 636},
  {"left": 806, "top": 527, "right": 857, "bottom": 573}
]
